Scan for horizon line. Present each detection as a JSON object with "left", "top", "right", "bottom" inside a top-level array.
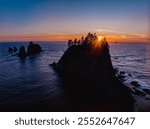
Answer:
[{"left": 0, "top": 41, "right": 149, "bottom": 44}]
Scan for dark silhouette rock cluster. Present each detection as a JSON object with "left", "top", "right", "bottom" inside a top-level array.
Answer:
[
  {"left": 18, "top": 42, "right": 42, "bottom": 58},
  {"left": 8, "top": 46, "right": 18, "bottom": 52},
  {"left": 132, "top": 87, "right": 146, "bottom": 97},
  {"left": 51, "top": 33, "right": 134, "bottom": 111}
]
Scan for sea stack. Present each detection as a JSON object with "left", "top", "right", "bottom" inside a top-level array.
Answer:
[
  {"left": 27, "top": 42, "right": 42, "bottom": 55},
  {"left": 18, "top": 46, "right": 27, "bottom": 58},
  {"left": 8, "top": 47, "right": 13, "bottom": 52},
  {"left": 18, "top": 42, "right": 42, "bottom": 58},
  {"left": 51, "top": 33, "right": 134, "bottom": 111}
]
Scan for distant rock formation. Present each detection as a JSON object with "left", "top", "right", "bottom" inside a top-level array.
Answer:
[
  {"left": 18, "top": 42, "right": 42, "bottom": 58},
  {"left": 18, "top": 46, "right": 27, "bottom": 58},
  {"left": 27, "top": 42, "right": 42, "bottom": 56},
  {"left": 14, "top": 46, "right": 18, "bottom": 52},
  {"left": 8, "top": 46, "right": 18, "bottom": 53},
  {"left": 51, "top": 33, "right": 134, "bottom": 111},
  {"left": 8, "top": 47, "right": 13, "bottom": 52}
]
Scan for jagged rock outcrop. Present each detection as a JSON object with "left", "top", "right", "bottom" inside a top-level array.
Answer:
[
  {"left": 27, "top": 42, "right": 42, "bottom": 55},
  {"left": 51, "top": 33, "right": 134, "bottom": 111},
  {"left": 8, "top": 46, "right": 18, "bottom": 53}
]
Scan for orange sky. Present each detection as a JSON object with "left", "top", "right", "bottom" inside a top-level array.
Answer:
[{"left": 0, "top": 34, "right": 149, "bottom": 43}]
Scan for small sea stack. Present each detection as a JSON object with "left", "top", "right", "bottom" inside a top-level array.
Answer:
[
  {"left": 51, "top": 33, "right": 134, "bottom": 111},
  {"left": 14, "top": 46, "right": 18, "bottom": 52},
  {"left": 8, "top": 47, "right": 13, "bottom": 52},
  {"left": 18, "top": 46, "right": 27, "bottom": 58}
]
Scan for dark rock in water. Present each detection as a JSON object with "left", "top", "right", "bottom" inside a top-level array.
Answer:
[
  {"left": 14, "top": 46, "right": 18, "bottom": 52},
  {"left": 114, "top": 67, "right": 118, "bottom": 73},
  {"left": 51, "top": 33, "right": 134, "bottom": 111},
  {"left": 145, "top": 97, "right": 150, "bottom": 100},
  {"left": 8, "top": 47, "right": 17, "bottom": 52},
  {"left": 131, "top": 81, "right": 141, "bottom": 87},
  {"left": 120, "top": 71, "right": 125, "bottom": 74},
  {"left": 27, "top": 42, "right": 42, "bottom": 56},
  {"left": 117, "top": 74, "right": 126, "bottom": 81},
  {"left": 128, "top": 73, "right": 132, "bottom": 77},
  {"left": 143, "top": 89, "right": 150, "bottom": 95},
  {"left": 8, "top": 47, "right": 13, "bottom": 52},
  {"left": 50, "top": 62, "right": 58, "bottom": 71},
  {"left": 18, "top": 42, "right": 42, "bottom": 58},
  {"left": 18, "top": 46, "right": 27, "bottom": 58},
  {"left": 132, "top": 88, "right": 146, "bottom": 97}
]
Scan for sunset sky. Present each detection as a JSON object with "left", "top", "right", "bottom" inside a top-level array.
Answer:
[{"left": 0, "top": 0, "right": 150, "bottom": 42}]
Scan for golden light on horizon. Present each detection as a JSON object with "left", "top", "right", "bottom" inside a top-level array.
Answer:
[
  {"left": 98, "top": 36, "right": 102, "bottom": 41},
  {"left": 0, "top": 34, "right": 149, "bottom": 43}
]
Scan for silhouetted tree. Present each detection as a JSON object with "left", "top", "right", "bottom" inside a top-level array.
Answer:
[
  {"left": 74, "top": 38, "right": 77, "bottom": 45},
  {"left": 81, "top": 36, "right": 84, "bottom": 44},
  {"left": 68, "top": 40, "right": 72, "bottom": 46},
  {"left": 77, "top": 40, "right": 81, "bottom": 45}
]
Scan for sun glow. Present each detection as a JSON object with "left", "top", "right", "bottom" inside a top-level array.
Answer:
[{"left": 98, "top": 36, "right": 102, "bottom": 41}]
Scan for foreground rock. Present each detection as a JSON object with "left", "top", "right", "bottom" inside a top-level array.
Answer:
[
  {"left": 132, "top": 88, "right": 146, "bottom": 97},
  {"left": 143, "top": 89, "right": 150, "bottom": 95},
  {"left": 51, "top": 33, "right": 134, "bottom": 111}
]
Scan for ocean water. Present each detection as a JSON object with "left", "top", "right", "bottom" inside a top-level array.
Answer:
[
  {"left": 110, "top": 43, "right": 150, "bottom": 87},
  {"left": 0, "top": 42, "right": 68, "bottom": 111},
  {"left": 0, "top": 42, "right": 150, "bottom": 111}
]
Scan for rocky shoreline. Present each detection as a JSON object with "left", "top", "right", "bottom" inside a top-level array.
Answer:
[{"left": 115, "top": 67, "right": 150, "bottom": 111}]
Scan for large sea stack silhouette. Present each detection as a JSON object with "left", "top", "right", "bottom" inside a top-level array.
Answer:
[{"left": 51, "top": 33, "right": 134, "bottom": 111}]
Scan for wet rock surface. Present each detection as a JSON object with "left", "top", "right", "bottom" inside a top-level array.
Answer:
[
  {"left": 131, "top": 81, "right": 141, "bottom": 87},
  {"left": 132, "top": 88, "right": 146, "bottom": 97},
  {"left": 143, "top": 89, "right": 150, "bottom": 95}
]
